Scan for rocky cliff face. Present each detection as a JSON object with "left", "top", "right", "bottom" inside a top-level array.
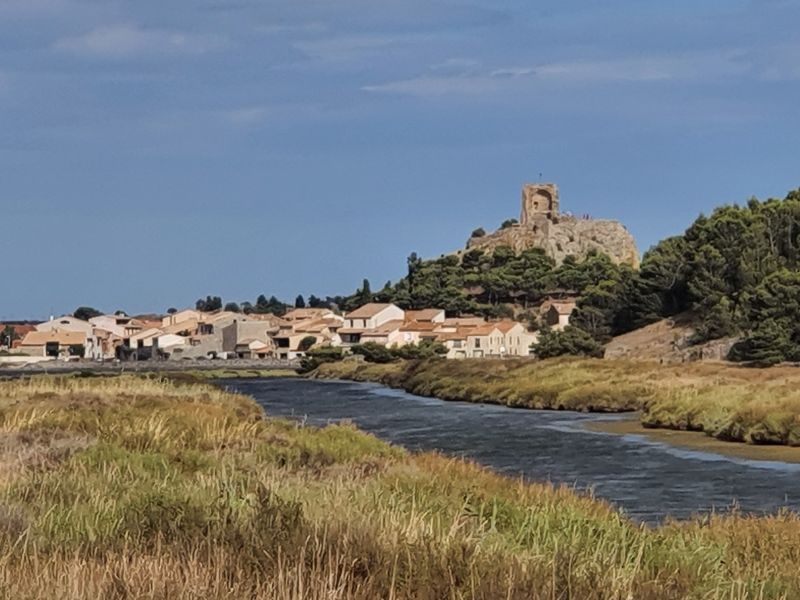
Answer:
[{"left": 465, "top": 183, "right": 640, "bottom": 268}]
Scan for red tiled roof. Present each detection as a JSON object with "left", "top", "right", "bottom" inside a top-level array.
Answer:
[{"left": 346, "top": 303, "right": 396, "bottom": 319}]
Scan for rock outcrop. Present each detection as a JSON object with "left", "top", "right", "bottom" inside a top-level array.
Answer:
[{"left": 466, "top": 183, "right": 640, "bottom": 268}]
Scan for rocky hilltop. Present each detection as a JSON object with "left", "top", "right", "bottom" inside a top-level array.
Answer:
[{"left": 465, "top": 183, "right": 640, "bottom": 268}]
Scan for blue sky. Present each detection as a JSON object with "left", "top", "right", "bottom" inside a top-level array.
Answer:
[{"left": 2, "top": 0, "right": 799, "bottom": 319}]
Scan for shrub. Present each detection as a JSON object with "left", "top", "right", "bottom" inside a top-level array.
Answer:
[
  {"left": 351, "top": 343, "right": 396, "bottom": 364},
  {"left": 500, "top": 218, "right": 518, "bottom": 229},
  {"left": 470, "top": 227, "right": 486, "bottom": 238},
  {"left": 532, "top": 326, "right": 604, "bottom": 359},
  {"left": 298, "top": 336, "right": 317, "bottom": 352},
  {"left": 297, "top": 346, "right": 345, "bottom": 374}
]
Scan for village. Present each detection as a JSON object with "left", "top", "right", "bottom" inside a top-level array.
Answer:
[{"left": 0, "top": 299, "right": 577, "bottom": 366}]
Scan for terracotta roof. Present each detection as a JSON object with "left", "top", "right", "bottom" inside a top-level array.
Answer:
[
  {"left": 493, "top": 320, "right": 521, "bottom": 334},
  {"left": 547, "top": 301, "right": 577, "bottom": 315},
  {"left": 405, "top": 309, "right": 443, "bottom": 322},
  {"left": 0, "top": 323, "right": 36, "bottom": 337},
  {"left": 295, "top": 319, "right": 332, "bottom": 334},
  {"left": 466, "top": 324, "right": 499, "bottom": 337},
  {"left": 400, "top": 321, "right": 439, "bottom": 332},
  {"left": 346, "top": 303, "right": 396, "bottom": 319},
  {"left": 19, "top": 331, "right": 86, "bottom": 346},
  {"left": 337, "top": 327, "right": 365, "bottom": 335},
  {"left": 443, "top": 317, "right": 486, "bottom": 327},
  {"left": 439, "top": 331, "right": 468, "bottom": 341},
  {"left": 283, "top": 308, "right": 333, "bottom": 321},
  {"left": 162, "top": 319, "right": 199, "bottom": 335},
  {"left": 360, "top": 320, "right": 404, "bottom": 336}
]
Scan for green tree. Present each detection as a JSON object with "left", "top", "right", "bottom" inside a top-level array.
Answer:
[
  {"left": 1, "top": 325, "right": 18, "bottom": 348},
  {"left": 307, "top": 295, "right": 324, "bottom": 308},
  {"left": 357, "top": 279, "right": 373, "bottom": 307},
  {"left": 351, "top": 342, "right": 395, "bottom": 363},
  {"left": 298, "top": 336, "right": 317, "bottom": 352},
  {"left": 500, "top": 218, "right": 518, "bottom": 229},
  {"left": 224, "top": 302, "right": 240, "bottom": 313},
  {"left": 532, "top": 326, "right": 604, "bottom": 359},
  {"left": 73, "top": 306, "right": 102, "bottom": 321},
  {"left": 196, "top": 296, "right": 222, "bottom": 312},
  {"left": 295, "top": 295, "right": 306, "bottom": 309}
]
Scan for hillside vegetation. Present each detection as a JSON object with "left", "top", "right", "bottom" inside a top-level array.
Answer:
[
  {"left": 312, "top": 358, "right": 800, "bottom": 446},
  {"left": 3, "top": 375, "right": 800, "bottom": 598},
  {"left": 338, "top": 188, "right": 800, "bottom": 363}
]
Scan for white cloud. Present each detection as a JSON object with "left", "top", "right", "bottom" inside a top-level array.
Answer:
[
  {"left": 535, "top": 53, "right": 747, "bottom": 82},
  {"left": 294, "top": 33, "right": 433, "bottom": 63},
  {"left": 363, "top": 74, "right": 509, "bottom": 96},
  {"left": 255, "top": 21, "right": 328, "bottom": 36},
  {"left": 363, "top": 51, "right": 757, "bottom": 96},
  {"left": 54, "top": 24, "right": 226, "bottom": 58},
  {"left": 747, "top": 43, "right": 800, "bottom": 81},
  {"left": 223, "top": 106, "right": 271, "bottom": 126}
]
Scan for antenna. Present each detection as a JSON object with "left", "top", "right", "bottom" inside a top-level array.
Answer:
[{"left": 539, "top": 172, "right": 543, "bottom": 181}]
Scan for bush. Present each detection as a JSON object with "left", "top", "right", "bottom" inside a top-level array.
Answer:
[
  {"left": 297, "top": 346, "right": 345, "bottom": 374},
  {"left": 470, "top": 228, "right": 486, "bottom": 238},
  {"left": 351, "top": 343, "right": 396, "bottom": 364},
  {"left": 532, "top": 326, "right": 604, "bottom": 359},
  {"left": 298, "top": 336, "right": 317, "bottom": 352},
  {"left": 73, "top": 306, "right": 102, "bottom": 321},
  {"left": 391, "top": 340, "right": 448, "bottom": 360}
]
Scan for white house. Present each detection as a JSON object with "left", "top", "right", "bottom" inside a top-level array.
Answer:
[
  {"left": 36, "top": 316, "right": 102, "bottom": 360},
  {"left": 339, "top": 303, "right": 405, "bottom": 345}
]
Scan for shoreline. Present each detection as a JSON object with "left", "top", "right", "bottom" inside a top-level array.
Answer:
[
  {"left": 310, "top": 357, "right": 800, "bottom": 450},
  {"left": 587, "top": 414, "right": 800, "bottom": 464}
]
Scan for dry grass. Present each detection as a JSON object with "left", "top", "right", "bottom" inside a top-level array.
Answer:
[
  {"left": 312, "top": 358, "right": 800, "bottom": 446},
  {"left": 0, "top": 374, "right": 799, "bottom": 598}
]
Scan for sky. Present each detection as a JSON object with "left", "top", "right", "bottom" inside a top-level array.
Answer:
[{"left": 2, "top": 0, "right": 800, "bottom": 319}]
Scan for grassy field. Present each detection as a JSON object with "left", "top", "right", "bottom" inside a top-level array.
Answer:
[
  {"left": 312, "top": 358, "right": 800, "bottom": 446},
  {"left": 1, "top": 375, "right": 800, "bottom": 598}
]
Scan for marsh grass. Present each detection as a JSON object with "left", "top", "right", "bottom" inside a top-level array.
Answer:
[
  {"left": 313, "top": 358, "right": 800, "bottom": 446},
  {"left": 0, "top": 375, "right": 799, "bottom": 598}
]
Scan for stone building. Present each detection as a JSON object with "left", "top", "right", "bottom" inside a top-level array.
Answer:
[{"left": 466, "top": 182, "right": 639, "bottom": 268}]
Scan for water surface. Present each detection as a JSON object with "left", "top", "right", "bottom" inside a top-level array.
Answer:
[{"left": 224, "top": 378, "right": 800, "bottom": 523}]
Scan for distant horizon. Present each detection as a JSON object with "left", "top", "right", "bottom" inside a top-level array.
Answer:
[
  {"left": 5, "top": 180, "right": 800, "bottom": 322},
  {"left": 3, "top": 1, "right": 800, "bottom": 319}
]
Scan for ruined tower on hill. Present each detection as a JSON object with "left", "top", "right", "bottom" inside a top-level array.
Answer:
[
  {"left": 466, "top": 182, "right": 640, "bottom": 268},
  {"left": 520, "top": 183, "right": 560, "bottom": 224}
]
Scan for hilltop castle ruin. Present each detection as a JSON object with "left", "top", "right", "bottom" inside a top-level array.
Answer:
[{"left": 466, "top": 183, "right": 640, "bottom": 268}]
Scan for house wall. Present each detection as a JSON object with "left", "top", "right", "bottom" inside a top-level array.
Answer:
[
  {"left": 344, "top": 305, "right": 405, "bottom": 330},
  {"left": 501, "top": 325, "right": 539, "bottom": 356},
  {"left": 162, "top": 310, "right": 200, "bottom": 328},
  {"left": 36, "top": 318, "right": 101, "bottom": 360},
  {"left": 222, "top": 321, "right": 276, "bottom": 354}
]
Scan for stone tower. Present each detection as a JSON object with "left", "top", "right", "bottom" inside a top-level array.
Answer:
[{"left": 520, "top": 183, "right": 559, "bottom": 225}]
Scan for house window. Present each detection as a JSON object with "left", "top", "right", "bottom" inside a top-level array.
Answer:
[{"left": 475, "top": 338, "right": 481, "bottom": 348}]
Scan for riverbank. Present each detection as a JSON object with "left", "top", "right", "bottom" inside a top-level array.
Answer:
[
  {"left": 1, "top": 374, "right": 800, "bottom": 598},
  {"left": 310, "top": 358, "right": 800, "bottom": 447},
  {"left": 0, "top": 358, "right": 298, "bottom": 378},
  {"left": 589, "top": 415, "right": 800, "bottom": 464}
]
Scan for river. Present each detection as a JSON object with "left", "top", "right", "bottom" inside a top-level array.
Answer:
[{"left": 223, "top": 377, "right": 800, "bottom": 523}]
